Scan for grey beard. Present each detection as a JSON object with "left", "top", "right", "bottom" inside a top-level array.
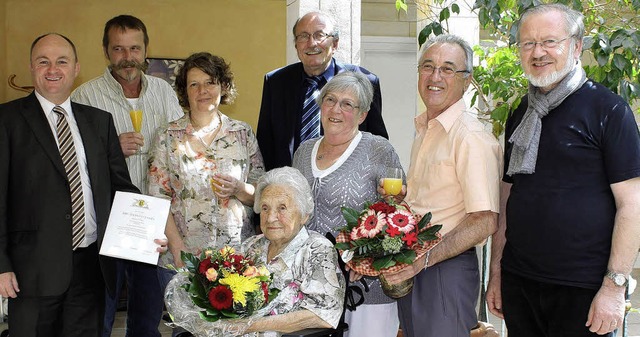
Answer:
[{"left": 527, "top": 48, "right": 576, "bottom": 89}]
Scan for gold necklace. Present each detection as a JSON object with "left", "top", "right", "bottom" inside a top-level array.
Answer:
[{"left": 316, "top": 137, "right": 353, "bottom": 161}]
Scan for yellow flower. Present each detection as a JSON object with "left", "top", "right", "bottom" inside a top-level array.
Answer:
[
  {"left": 219, "top": 271, "right": 260, "bottom": 306},
  {"left": 220, "top": 246, "right": 235, "bottom": 257},
  {"left": 204, "top": 249, "right": 214, "bottom": 257}
]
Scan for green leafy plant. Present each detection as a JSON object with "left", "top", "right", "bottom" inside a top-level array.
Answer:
[{"left": 396, "top": 0, "right": 640, "bottom": 136}]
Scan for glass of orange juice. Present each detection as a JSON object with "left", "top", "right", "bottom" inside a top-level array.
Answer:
[{"left": 383, "top": 167, "right": 403, "bottom": 196}]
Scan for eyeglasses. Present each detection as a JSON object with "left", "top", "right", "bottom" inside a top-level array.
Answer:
[
  {"left": 295, "top": 31, "right": 335, "bottom": 44},
  {"left": 517, "top": 36, "right": 573, "bottom": 51},
  {"left": 322, "top": 95, "right": 360, "bottom": 113},
  {"left": 418, "top": 63, "right": 470, "bottom": 78}
]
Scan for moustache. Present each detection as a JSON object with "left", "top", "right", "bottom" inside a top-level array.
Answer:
[
  {"left": 304, "top": 47, "right": 322, "bottom": 54},
  {"left": 112, "top": 60, "right": 148, "bottom": 72}
]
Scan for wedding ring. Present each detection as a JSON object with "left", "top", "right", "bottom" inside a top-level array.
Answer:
[{"left": 222, "top": 184, "right": 225, "bottom": 188}]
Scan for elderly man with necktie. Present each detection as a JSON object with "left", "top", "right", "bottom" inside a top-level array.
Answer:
[{"left": 256, "top": 11, "right": 388, "bottom": 171}]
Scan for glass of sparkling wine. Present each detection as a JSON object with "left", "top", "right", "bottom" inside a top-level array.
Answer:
[
  {"left": 210, "top": 159, "right": 236, "bottom": 193},
  {"left": 129, "top": 104, "right": 143, "bottom": 154},
  {"left": 210, "top": 159, "right": 240, "bottom": 211},
  {"left": 129, "top": 105, "right": 143, "bottom": 133},
  {"left": 383, "top": 167, "right": 403, "bottom": 196}
]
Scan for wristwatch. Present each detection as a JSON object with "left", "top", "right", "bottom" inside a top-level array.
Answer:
[{"left": 605, "top": 270, "right": 628, "bottom": 287}]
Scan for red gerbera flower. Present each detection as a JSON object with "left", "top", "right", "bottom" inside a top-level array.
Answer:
[
  {"left": 358, "top": 210, "right": 385, "bottom": 238},
  {"left": 350, "top": 226, "right": 363, "bottom": 240},
  {"left": 388, "top": 209, "right": 416, "bottom": 233},
  {"left": 198, "top": 258, "right": 213, "bottom": 275},
  {"left": 402, "top": 232, "right": 418, "bottom": 246},
  {"left": 208, "top": 285, "right": 233, "bottom": 310}
]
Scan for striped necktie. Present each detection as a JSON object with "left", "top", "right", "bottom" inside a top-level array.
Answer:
[
  {"left": 53, "top": 106, "right": 85, "bottom": 250},
  {"left": 300, "top": 76, "right": 323, "bottom": 143}
]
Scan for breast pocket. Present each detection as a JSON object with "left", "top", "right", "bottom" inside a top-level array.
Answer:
[{"left": 418, "top": 163, "right": 460, "bottom": 208}]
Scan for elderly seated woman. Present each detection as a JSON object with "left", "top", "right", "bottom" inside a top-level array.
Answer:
[
  {"left": 240, "top": 166, "right": 346, "bottom": 334},
  {"left": 164, "top": 167, "right": 344, "bottom": 336}
]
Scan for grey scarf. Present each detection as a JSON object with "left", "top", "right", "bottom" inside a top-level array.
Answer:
[{"left": 506, "top": 61, "right": 587, "bottom": 176}]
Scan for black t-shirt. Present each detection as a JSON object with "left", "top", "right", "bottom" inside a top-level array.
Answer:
[{"left": 502, "top": 80, "right": 640, "bottom": 289}]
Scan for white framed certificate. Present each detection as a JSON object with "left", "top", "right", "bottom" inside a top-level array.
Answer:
[{"left": 99, "top": 191, "right": 170, "bottom": 264}]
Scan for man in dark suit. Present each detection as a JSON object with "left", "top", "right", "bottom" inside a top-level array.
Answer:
[
  {"left": 0, "top": 33, "right": 163, "bottom": 337},
  {"left": 257, "top": 11, "right": 388, "bottom": 170}
]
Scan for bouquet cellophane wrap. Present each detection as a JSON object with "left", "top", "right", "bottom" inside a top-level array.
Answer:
[
  {"left": 336, "top": 221, "right": 442, "bottom": 277},
  {"left": 165, "top": 272, "right": 280, "bottom": 337}
]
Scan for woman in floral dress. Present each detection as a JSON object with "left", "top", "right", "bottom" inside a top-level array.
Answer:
[{"left": 148, "top": 52, "right": 264, "bottom": 287}]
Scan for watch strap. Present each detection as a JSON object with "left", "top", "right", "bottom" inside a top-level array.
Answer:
[{"left": 605, "top": 269, "right": 628, "bottom": 287}]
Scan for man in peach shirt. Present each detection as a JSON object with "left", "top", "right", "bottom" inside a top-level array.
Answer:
[{"left": 383, "top": 34, "right": 501, "bottom": 336}]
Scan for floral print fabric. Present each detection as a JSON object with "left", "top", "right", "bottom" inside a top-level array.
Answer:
[
  {"left": 242, "top": 228, "right": 345, "bottom": 329},
  {"left": 148, "top": 113, "right": 264, "bottom": 267}
]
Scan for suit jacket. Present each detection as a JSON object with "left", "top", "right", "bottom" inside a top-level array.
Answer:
[
  {"left": 0, "top": 92, "right": 139, "bottom": 297},
  {"left": 256, "top": 59, "right": 388, "bottom": 170}
]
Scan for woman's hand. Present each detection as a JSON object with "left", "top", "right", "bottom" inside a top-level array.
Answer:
[
  {"left": 212, "top": 173, "right": 256, "bottom": 206},
  {"left": 212, "top": 173, "right": 243, "bottom": 199},
  {"left": 344, "top": 264, "right": 364, "bottom": 282},
  {"left": 348, "top": 269, "right": 364, "bottom": 282},
  {"left": 377, "top": 178, "right": 406, "bottom": 204}
]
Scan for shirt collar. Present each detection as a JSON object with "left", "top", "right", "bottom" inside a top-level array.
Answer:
[
  {"left": 304, "top": 58, "right": 335, "bottom": 83},
  {"left": 319, "top": 58, "right": 335, "bottom": 83},
  {"left": 271, "top": 227, "right": 310, "bottom": 269},
  {"left": 35, "top": 90, "right": 72, "bottom": 116},
  {"left": 414, "top": 98, "right": 466, "bottom": 133}
]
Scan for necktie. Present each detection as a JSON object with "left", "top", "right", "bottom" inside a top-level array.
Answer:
[
  {"left": 53, "top": 106, "right": 85, "bottom": 250},
  {"left": 300, "top": 76, "right": 323, "bottom": 143}
]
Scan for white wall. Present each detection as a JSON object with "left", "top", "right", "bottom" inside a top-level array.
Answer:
[{"left": 361, "top": 36, "right": 418, "bottom": 171}]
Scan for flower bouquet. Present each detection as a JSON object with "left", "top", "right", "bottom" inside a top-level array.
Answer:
[
  {"left": 335, "top": 199, "right": 442, "bottom": 298},
  {"left": 164, "top": 246, "right": 279, "bottom": 336}
]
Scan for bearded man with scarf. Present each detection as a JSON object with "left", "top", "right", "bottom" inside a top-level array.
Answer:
[{"left": 486, "top": 4, "right": 640, "bottom": 337}]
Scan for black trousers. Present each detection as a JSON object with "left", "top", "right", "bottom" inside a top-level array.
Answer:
[
  {"left": 501, "top": 270, "right": 614, "bottom": 337},
  {"left": 8, "top": 243, "right": 105, "bottom": 337}
]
